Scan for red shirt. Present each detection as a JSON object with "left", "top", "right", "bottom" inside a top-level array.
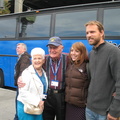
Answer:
[{"left": 44, "top": 53, "right": 69, "bottom": 90}]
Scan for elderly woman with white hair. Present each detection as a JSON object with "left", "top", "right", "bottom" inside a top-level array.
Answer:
[{"left": 17, "top": 47, "right": 48, "bottom": 120}]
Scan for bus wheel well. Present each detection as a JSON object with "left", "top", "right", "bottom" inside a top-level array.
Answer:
[{"left": 0, "top": 69, "right": 4, "bottom": 88}]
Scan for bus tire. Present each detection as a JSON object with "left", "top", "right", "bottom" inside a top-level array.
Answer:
[{"left": 0, "top": 70, "right": 4, "bottom": 88}]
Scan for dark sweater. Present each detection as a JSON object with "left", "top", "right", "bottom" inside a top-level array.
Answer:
[{"left": 87, "top": 41, "right": 120, "bottom": 117}]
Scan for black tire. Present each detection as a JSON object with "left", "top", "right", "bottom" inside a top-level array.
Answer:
[{"left": 0, "top": 70, "right": 4, "bottom": 88}]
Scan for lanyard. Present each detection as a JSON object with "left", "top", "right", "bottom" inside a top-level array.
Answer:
[{"left": 50, "top": 56, "right": 61, "bottom": 80}]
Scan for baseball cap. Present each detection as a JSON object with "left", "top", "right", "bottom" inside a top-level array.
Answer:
[{"left": 46, "top": 36, "right": 62, "bottom": 46}]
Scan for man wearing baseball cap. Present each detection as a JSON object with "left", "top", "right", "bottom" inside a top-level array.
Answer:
[{"left": 43, "top": 36, "right": 69, "bottom": 120}]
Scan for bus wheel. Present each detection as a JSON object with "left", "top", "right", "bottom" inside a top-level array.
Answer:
[{"left": 0, "top": 70, "right": 4, "bottom": 88}]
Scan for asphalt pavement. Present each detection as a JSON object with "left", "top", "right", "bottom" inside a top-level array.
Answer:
[
  {"left": 0, "top": 87, "right": 16, "bottom": 120},
  {"left": 0, "top": 87, "right": 57, "bottom": 120}
]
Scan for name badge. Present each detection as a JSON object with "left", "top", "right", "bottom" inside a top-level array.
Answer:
[{"left": 51, "top": 80, "right": 59, "bottom": 87}]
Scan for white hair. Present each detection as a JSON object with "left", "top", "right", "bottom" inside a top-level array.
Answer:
[{"left": 31, "top": 47, "right": 45, "bottom": 59}]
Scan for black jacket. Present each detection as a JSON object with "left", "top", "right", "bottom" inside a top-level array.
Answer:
[{"left": 65, "top": 62, "right": 89, "bottom": 107}]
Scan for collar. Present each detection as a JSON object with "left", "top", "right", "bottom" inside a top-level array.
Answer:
[
  {"left": 51, "top": 55, "right": 62, "bottom": 62},
  {"left": 93, "top": 41, "right": 106, "bottom": 51}
]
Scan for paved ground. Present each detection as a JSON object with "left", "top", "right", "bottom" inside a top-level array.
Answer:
[
  {"left": 0, "top": 87, "right": 57, "bottom": 120},
  {"left": 0, "top": 87, "right": 16, "bottom": 120}
]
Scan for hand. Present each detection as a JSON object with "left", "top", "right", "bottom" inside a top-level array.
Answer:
[
  {"left": 107, "top": 113, "right": 117, "bottom": 120},
  {"left": 17, "top": 76, "right": 26, "bottom": 88},
  {"left": 39, "top": 101, "right": 44, "bottom": 109},
  {"left": 112, "top": 92, "right": 116, "bottom": 97}
]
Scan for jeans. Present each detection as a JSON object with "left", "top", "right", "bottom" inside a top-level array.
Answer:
[{"left": 86, "top": 107, "right": 107, "bottom": 120}]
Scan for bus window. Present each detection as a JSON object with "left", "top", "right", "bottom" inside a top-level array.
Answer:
[
  {"left": 55, "top": 10, "right": 97, "bottom": 37},
  {"left": 104, "top": 8, "right": 120, "bottom": 36},
  {"left": 19, "top": 15, "right": 51, "bottom": 37},
  {"left": 0, "top": 17, "right": 16, "bottom": 38}
]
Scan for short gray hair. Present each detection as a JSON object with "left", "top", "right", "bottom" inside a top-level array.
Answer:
[{"left": 17, "top": 43, "right": 27, "bottom": 51}]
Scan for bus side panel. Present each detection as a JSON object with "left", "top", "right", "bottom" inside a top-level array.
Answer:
[
  {"left": 0, "top": 56, "right": 17, "bottom": 88},
  {"left": 0, "top": 39, "right": 119, "bottom": 88},
  {"left": 22, "top": 39, "right": 92, "bottom": 54}
]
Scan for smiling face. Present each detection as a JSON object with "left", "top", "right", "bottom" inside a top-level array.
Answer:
[
  {"left": 70, "top": 47, "right": 81, "bottom": 61},
  {"left": 32, "top": 54, "right": 45, "bottom": 70},
  {"left": 48, "top": 45, "right": 64, "bottom": 60},
  {"left": 70, "top": 42, "right": 89, "bottom": 65}
]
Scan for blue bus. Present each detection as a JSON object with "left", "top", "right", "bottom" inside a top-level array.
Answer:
[{"left": 0, "top": 1, "right": 120, "bottom": 88}]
